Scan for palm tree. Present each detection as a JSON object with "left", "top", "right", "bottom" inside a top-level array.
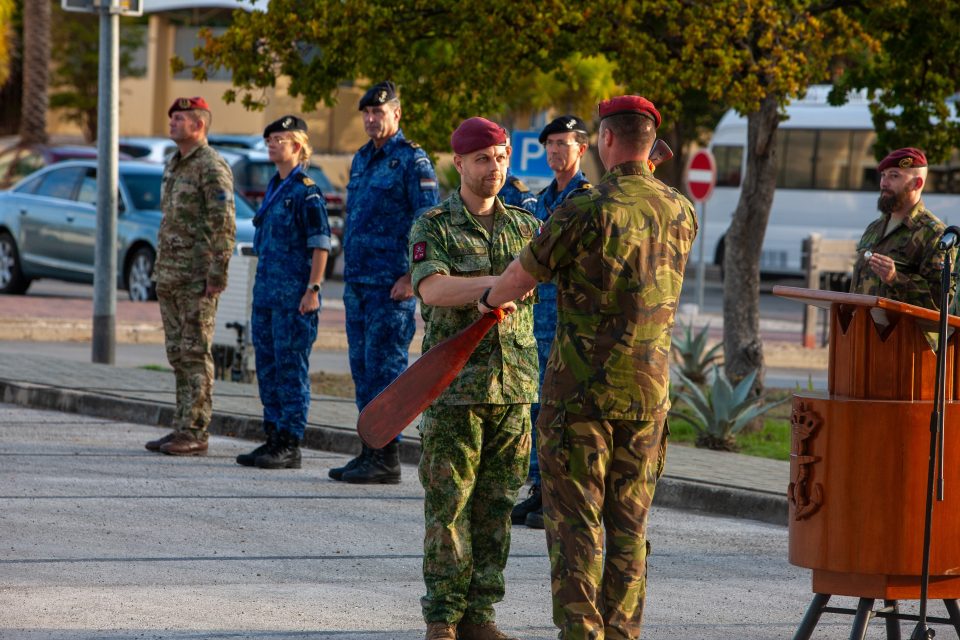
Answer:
[{"left": 19, "top": 0, "right": 49, "bottom": 145}]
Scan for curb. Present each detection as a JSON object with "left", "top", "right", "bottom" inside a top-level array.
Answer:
[{"left": 0, "top": 377, "right": 787, "bottom": 526}]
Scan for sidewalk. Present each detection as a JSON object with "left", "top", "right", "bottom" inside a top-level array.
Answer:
[{"left": 0, "top": 351, "right": 790, "bottom": 526}]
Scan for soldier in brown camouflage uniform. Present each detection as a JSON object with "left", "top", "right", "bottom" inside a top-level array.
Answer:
[
  {"left": 409, "top": 117, "right": 539, "bottom": 640},
  {"left": 482, "top": 96, "right": 697, "bottom": 639},
  {"left": 145, "top": 97, "right": 236, "bottom": 456},
  {"left": 850, "top": 147, "right": 956, "bottom": 311}
]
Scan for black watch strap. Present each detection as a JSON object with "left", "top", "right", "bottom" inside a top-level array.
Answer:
[{"left": 479, "top": 288, "right": 495, "bottom": 310}]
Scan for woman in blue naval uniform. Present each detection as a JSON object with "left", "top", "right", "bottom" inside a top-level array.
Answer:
[{"left": 236, "top": 115, "right": 331, "bottom": 469}]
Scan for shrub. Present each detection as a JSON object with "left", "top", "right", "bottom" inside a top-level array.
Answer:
[{"left": 671, "top": 321, "right": 723, "bottom": 385}]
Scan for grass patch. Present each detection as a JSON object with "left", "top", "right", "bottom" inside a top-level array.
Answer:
[
  {"left": 670, "top": 386, "right": 793, "bottom": 461},
  {"left": 140, "top": 364, "right": 171, "bottom": 372},
  {"left": 309, "top": 371, "right": 355, "bottom": 399}
]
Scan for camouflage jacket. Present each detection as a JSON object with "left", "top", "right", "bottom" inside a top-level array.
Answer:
[
  {"left": 155, "top": 143, "right": 236, "bottom": 289},
  {"left": 850, "top": 201, "right": 955, "bottom": 311},
  {"left": 518, "top": 160, "right": 697, "bottom": 420},
  {"left": 410, "top": 191, "right": 539, "bottom": 406}
]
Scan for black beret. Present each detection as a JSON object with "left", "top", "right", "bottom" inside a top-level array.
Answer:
[
  {"left": 358, "top": 81, "right": 398, "bottom": 110},
  {"left": 263, "top": 115, "right": 308, "bottom": 138},
  {"left": 538, "top": 115, "right": 588, "bottom": 144}
]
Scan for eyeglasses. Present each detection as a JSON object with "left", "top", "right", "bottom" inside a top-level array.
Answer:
[
  {"left": 265, "top": 136, "right": 292, "bottom": 146},
  {"left": 544, "top": 140, "right": 579, "bottom": 150}
]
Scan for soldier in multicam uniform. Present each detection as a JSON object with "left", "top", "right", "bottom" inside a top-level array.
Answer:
[
  {"left": 146, "top": 96, "right": 236, "bottom": 457},
  {"left": 330, "top": 80, "right": 440, "bottom": 484},
  {"left": 235, "top": 115, "right": 331, "bottom": 470},
  {"left": 482, "top": 96, "right": 697, "bottom": 639},
  {"left": 850, "top": 147, "right": 956, "bottom": 311},
  {"left": 409, "top": 117, "right": 539, "bottom": 640},
  {"left": 511, "top": 114, "right": 592, "bottom": 530}
]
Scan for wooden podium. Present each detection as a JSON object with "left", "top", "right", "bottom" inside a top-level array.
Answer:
[{"left": 773, "top": 286, "right": 960, "bottom": 639}]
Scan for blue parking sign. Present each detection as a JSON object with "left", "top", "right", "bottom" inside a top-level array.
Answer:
[{"left": 510, "top": 130, "right": 551, "bottom": 179}]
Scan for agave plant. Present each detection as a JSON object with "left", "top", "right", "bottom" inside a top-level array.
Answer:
[
  {"left": 670, "top": 365, "right": 787, "bottom": 451},
  {"left": 671, "top": 321, "right": 723, "bottom": 385}
]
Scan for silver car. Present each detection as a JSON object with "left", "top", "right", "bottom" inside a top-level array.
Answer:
[{"left": 0, "top": 159, "right": 256, "bottom": 301}]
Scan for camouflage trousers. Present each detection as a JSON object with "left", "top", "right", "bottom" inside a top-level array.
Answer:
[
  {"left": 418, "top": 402, "right": 531, "bottom": 625},
  {"left": 157, "top": 282, "right": 219, "bottom": 438},
  {"left": 537, "top": 404, "right": 668, "bottom": 640}
]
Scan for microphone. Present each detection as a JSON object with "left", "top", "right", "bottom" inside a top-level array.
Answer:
[{"left": 937, "top": 226, "right": 960, "bottom": 251}]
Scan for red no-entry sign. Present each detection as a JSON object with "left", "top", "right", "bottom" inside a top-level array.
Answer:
[{"left": 685, "top": 149, "right": 716, "bottom": 202}]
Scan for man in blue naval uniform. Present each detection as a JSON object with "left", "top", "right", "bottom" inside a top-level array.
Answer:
[
  {"left": 332, "top": 80, "right": 440, "bottom": 484},
  {"left": 236, "top": 115, "right": 331, "bottom": 470},
  {"left": 497, "top": 132, "right": 537, "bottom": 213},
  {"left": 511, "top": 114, "right": 591, "bottom": 528}
]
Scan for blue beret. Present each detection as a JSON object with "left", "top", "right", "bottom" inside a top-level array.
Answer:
[{"left": 358, "top": 81, "right": 398, "bottom": 110}]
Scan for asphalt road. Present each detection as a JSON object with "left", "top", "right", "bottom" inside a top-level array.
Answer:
[{"left": 2, "top": 402, "right": 936, "bottom": 640}]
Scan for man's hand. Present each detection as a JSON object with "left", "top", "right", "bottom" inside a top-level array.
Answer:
[
  {"left": 477, "top": 299, "right": 517, "bottom": 316},
  {"left": 391, "top": 274, "right": 414, "bottom": 301},
  {"left": 867, "top": 252, "right": 897, "bottom": 284},
  {"left": 299, "top": 290, "right": 320, "bottom": 315}
]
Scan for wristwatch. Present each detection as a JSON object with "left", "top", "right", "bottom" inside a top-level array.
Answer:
[
  {"left": 307, "top": 283, "right": 321, "bottom": 294},
  {"left": 479, "top": 287, "right": 495, "bottom": 311}
]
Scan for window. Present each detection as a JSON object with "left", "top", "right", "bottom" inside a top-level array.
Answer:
[
  {"left": 34, "top": 167, "right": 84, "bottom": 201},
  {"left": 813, "top": 131, "right": 853, "bottom": 190},
  {"left": 777, "top": 130, "right": 816, "bottom": 189},
  {"left": 122, "top": 172, "right": 162, "bottom": 210},
  {"left": 173, "top": 26, "right": 230, "bottom": 81},
  {"left": 77, "top": 173, "right": 97, "bottom": 205},
  {"left": 848, "top": 131, "right": 878, "bottom": 191},
  {"left": 713, "top": 145, "right": 743, "bottom": 187},
  {"left": 927, "top": 149, "right": 960, "bottom": 195}
]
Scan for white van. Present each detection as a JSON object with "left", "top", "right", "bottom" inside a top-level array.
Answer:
[{"left": 703, "top": 85, "right": 960, "bottom": 277}]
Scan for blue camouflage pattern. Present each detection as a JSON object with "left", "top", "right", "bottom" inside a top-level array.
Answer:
[
  {"left": 344, "top": 129, "right": 439, "bottom": 285},
  {"left": 344, "top": 283, "right": 417, "bottom": 411},
  {"left": 528, "top": 170, "right": 592, "bottom": 484},
  {"left": 344, "top": 129, "right": 438, "bottom": 418},
  {"left": 251, "top": 166, "right": 331, "bottom": 438},
  {"left": 498, "top": 173, "right": 537, "bottom": 214}
]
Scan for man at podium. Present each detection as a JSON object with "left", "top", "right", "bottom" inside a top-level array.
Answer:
[{"left": 849, "top": 147, "right": 956, "bottom": 311}]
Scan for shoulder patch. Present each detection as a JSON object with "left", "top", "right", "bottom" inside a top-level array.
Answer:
[
  {"left": 422, "top": 206, "right": 445, "bottom": 219},
  {"left": 299, "top": 174, "right": 316, "bottom": 187},
  {"left": 403, "top": 140, "right": 422, "bottom": 149},
  {"left": 509, "top": 176, "right": 530, "bottom": 193}
]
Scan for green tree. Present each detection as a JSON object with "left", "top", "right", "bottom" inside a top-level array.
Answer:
[
  {"left": 48, "top": 2, "right": 146, "bottom": 142},
  {"left": 831, "top": 0, "right": 960, "bottom": 163}
]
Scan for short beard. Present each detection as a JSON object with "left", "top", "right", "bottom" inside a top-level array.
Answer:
[{"left": 878, "top": 189, "right": 909, "bottom": 215}]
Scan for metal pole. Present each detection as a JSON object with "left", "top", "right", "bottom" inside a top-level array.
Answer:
[
  {"left": 696, "top": 200, "right": 708, "bottom": 310},
  {"left": 92, "top": 1, "right": 119, "bottom": 364}
]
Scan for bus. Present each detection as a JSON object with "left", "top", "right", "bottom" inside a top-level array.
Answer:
[{"left": 703, "top": 85, "right": 960, "bottom": 278}]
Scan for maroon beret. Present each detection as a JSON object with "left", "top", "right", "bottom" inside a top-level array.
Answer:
[
  {"left": 598, "top": 95, "right": 661, "bottom": 128},
  {"left": 878, "top": 147, "right": 928, "bottom": 172},
  {"left": 451, "top": 117, "right": 507, "bottom": 154},
  {"left": 167, "top": 96, "right": 211, "bottom": 118}
]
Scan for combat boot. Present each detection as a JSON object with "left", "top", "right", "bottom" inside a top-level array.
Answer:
[
  {"left": 425, "top": 622, "right": 456, "bottom": 640},
  {"left": 236, "top": 422, "right": 277, "bottom": 467},
  {"left": 328, "top": 445, "right": 369, "bottom": 481},
  {"left": 457, "top": 621, "right": 519, "bottom": 640},
  {"left": 254, "top": 429, "right": 302, "bottom": 469},
  {"left": 511, "top": 484, "right": 541, "bottom": 524},
  {"left": 524, "top": 507, "right": 544, "bottom": 529},
  {"left": 342, "top": 441, "right": 401, "bottom": 484},
  {"left": 145, "top": 430, "right": 177, "bottom": 452}
]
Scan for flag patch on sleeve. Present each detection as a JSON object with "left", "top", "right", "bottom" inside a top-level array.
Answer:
[
  {"left": 413, "top": 241, "right": 427, "bottom": 262},
  {"left": 420, "top": 178, "right": 438, "bottom": 190}
]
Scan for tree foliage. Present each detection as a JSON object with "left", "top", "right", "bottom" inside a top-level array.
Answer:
[
  {"left": 48, "top": 2, "right": 145, "bottom": 142},
  {"left": 831, "top": 0, "right": 960, "bottom": 163}
]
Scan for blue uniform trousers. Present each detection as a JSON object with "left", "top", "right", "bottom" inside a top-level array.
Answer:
[
  {"left": 530, "top": 281, "right": 558, "bottom": 486},
  {"left": 344, "top": 283, "right": 416, "bottom": 414},
  {"left": 251, "top": 305, "right": 318, "bottom": 440}
]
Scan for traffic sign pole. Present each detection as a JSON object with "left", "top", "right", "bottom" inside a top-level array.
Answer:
[{"left": 684, "top": 149, "right": 717, "bottom": 316}]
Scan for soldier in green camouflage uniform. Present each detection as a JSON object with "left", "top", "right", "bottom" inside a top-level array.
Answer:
[
  {"left": 410, "top": 117, "right": 538, "bottom": 640},
  {"left": 146, "top": 97, "right": 236, "bottom": 456},
  {"left": 850, "top": 147, "right": 955, "bottom": 312},
  {"left": 482, "top": 96, "right": 697, "bottom": 639}
]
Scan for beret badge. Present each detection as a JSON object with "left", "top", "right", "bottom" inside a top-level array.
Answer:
[
  {"left": 178, "top": 98, "right": 191, "bottom": 109},
  {"left": 282, "top": 117, "right": 293, "bottom": 129},
  {"left": 565, "top": 119, "right": 575, "bottom": 129},
  {"left": 378, "top": 90, "right": 387, "bottom": 102},
  {"left": 899, "top": 158, "right": 913, "bottom": 169}
]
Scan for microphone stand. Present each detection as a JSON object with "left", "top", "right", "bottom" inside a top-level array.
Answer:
[{"left": 911, "top": 246, "right": 954, "bottom": 640}]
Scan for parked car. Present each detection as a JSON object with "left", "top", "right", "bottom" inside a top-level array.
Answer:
[
  {"left": 0, "top": 160, "right": 256, "bottom": 301},
  {"left": 0, "top": 144, "right": 109, "bottom": 189},
  {"left": 207, "top": 134, "right": 267, "bottom": 151},
  {"left": 223, "top": 148, "right": 345, "bottom": 278},
  {"left": 118, "top": 137, "right": 177, "bottom": 164}
]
